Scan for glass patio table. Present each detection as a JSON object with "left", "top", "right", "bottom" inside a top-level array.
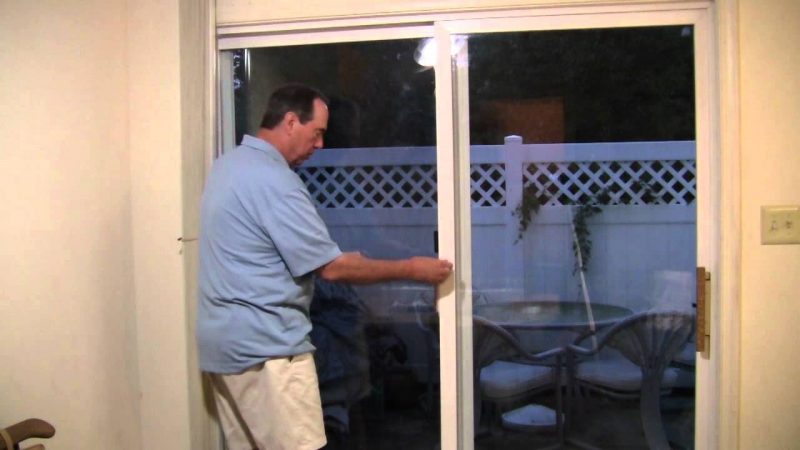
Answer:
[{"left": 474, "top": 300, "right": 633, "bottom": 333}]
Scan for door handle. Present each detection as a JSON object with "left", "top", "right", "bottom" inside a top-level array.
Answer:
[{"left": 696, "top": 267, "right": 711, "bottom": 353}]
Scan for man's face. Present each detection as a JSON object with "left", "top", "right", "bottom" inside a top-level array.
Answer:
[{"left": 286, "top": 98, "right": 328, "bottom": 167}]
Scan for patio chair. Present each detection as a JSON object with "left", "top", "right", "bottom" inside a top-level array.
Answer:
[
  {"left": 408, "top": 288, "right": 489, "bottom": 417},
  {"left": 566, "top": 310, "right": 694, "bottom": 450},
  {"left": 0, "top": 418, "right": 55, "bottom": 450},
  {"left": 473, "top": 315, "right": 565, "bottom": 441}
]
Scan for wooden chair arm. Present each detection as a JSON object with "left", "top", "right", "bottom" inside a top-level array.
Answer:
[{"left": 0, "top": 419, "right": 55, "bottom": 450}]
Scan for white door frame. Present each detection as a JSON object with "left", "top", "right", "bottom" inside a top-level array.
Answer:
[{"left": 211, "top": 2, "right": 739, "bottom": 448}]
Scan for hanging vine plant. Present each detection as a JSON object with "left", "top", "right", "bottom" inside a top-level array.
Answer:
[
  {"left": 514, "top": 179, "right": 660, "bottom": 274},
  {"left": 512, "top": 184, "right": 550, "bottom": 243},
  {"left": 514, "top": 184, "right": 610, "bottom": 274},
  {"left": 569, "top": 189, "right": 608, "bottom": 273}
]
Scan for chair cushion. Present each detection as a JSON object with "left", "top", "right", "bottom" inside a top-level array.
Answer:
[
  {"left": 575, "top": 354, "right": 680, "bottom": 392},
  {"left": 501, "top": 403, "right": 561, "bottom": 431},
  {"left": 479, "top": 360, "right": 555, "bottom": 399}
]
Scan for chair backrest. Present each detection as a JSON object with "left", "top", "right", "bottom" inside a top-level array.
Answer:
[
  {"left": 591, "top": 311, "right": 694, "bottom": 376},
  {"left": 473, "top": 315, "right": 564, "bottom": 370},
  {"left": 474, "top": 315, "right": 516, "bottom": 369}
]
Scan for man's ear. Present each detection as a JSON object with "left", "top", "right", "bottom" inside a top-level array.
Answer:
[{"left": 284, "top": 111, "right": 299, "bottom": 130}]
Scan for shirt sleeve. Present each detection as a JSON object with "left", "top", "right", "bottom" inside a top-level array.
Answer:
[{"left": 266, "top": 187, "right": 342, "bottom": 277}]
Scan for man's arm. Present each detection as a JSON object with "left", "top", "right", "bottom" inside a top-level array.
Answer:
[{"left": 316, "top": 252, "right": 452, "bottom": 285}]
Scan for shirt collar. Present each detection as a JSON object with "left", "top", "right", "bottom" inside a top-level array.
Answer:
[{"left": 241, "top": 134, "right": 289, "bottom": 168}]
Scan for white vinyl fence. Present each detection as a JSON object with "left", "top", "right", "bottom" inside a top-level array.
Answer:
[{"left": 299, "top": 141, "right": 697, "bottom": 314}]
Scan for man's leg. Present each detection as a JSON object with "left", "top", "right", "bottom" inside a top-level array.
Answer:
[{"left": 210, "top": 353, "right": 327, "bottom": 450}]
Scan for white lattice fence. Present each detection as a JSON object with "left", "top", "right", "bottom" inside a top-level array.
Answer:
[
  {"left": 471, "top": 163, "right": 507, "bottom": 207},
  {"left": 298, "top": 163, "right": 510, "bottom": 208},
  {"left": 301, "top": 165, "right": 438, "bottom": 208},
  {"left": 298, "top": 142, "right": 696, "bottom": 209},
  {"left": 522, "top": 159, "right": 696, "bottom": 206}
]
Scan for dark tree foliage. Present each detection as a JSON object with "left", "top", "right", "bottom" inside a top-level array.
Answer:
[
  {"left": 234, "top": 26, "right": 695, "bottom": 147},
  {"left": 468, "top": 26, "right": 695, "bottom": 144}
]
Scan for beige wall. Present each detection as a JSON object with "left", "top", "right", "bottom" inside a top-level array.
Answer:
[
  {"left": 127, "top": 0, "right": 192, "bottom": 447},
  {"left": 0, "top": 0, "right": 141, "bottom": 448},
  {"left": 738, "top": 0, "right": 800, "bottom": 447},
  {"left": 0, "top": 0, "right": 203, "bottom": 448},
  {"left": 128, "top": 0, "right": 213, "bottom": 447}
]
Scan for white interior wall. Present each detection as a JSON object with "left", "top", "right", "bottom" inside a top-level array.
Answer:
[
  {"left": 128, "top": 0, "right": 205, "bottom": 447},
  {"left": 127, "top": 0, "right": 191, "bottom": 442},
  {"left": 0, "top": 1, "right": 141, "bottom": 448},
  {"left": 0, "top": 0, "right": 205, "bottom": 448},
  {"left": 738, "top": 0, "right": 800, "bottom": 447}
]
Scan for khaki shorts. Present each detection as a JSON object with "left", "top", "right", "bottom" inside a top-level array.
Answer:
[{"left": 210, "top": 353, "right": 326, "bottom": 450}]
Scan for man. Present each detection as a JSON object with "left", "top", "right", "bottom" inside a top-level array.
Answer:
[{"left": 197, "top": 83, "right": 452, "bottom": 450}]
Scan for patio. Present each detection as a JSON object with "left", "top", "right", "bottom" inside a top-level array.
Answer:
[
  {"left": 312, "top": 285, "right": 696, "bottom": 450},
  {"left": 322, "top": 383, "right": 695, "bottom": 449}
]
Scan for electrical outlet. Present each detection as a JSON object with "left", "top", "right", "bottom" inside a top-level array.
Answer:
[{"left": 761, "top": 205, "right": 800, "bottom": 245}]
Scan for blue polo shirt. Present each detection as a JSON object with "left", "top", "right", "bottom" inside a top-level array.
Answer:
[{"left": 197, "top": 135, "right": 342, "bottom": 374}]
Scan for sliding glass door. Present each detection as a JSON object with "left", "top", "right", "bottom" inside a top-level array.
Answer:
[
  {"left": 219, "top": 32, "right": 448, "bottom": 449},
  {"left": 216, "top": 5, "right": 716, "bottom": 448},
  {"left": 444, "top": 22, "right": 702, "bottom": 449}
]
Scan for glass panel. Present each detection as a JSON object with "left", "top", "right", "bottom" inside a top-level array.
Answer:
[
  {"left": 223, "top": 40, "right": 441, "bottom": 449},
  {"left": 465, "top": 26, "right": 697, "bottom": 449}
]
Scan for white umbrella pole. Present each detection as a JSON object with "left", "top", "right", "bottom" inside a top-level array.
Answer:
[{"left": 570, "top": 207, "right": 598, "bottom": 346}]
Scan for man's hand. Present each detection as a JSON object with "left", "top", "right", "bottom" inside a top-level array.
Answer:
[{"left": 408, "top": 257, "right": 453, "bottom": 284}]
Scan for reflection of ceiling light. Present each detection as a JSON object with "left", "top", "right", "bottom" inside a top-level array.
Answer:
[
  {"left": 414, "top": 36, "right": 468, "bottom": 67},
  {"left": 414, "top": 38, "right": 436, "bottom": 67}
]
